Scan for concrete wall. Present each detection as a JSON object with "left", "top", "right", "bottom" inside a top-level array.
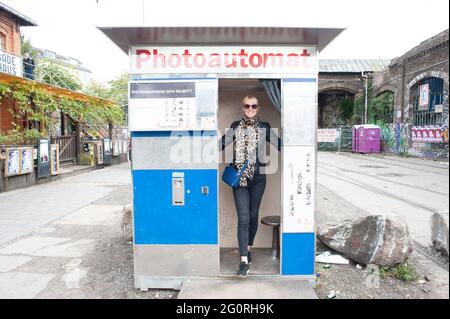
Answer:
[
  {"left": 0, "top": 158, "right": 37, "bottom": 192},
  {"left": 218, "top": 80, "right": 281, "bottom": 248}
]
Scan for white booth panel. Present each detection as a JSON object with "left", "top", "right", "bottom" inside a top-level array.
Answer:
[
  {"left": 282, "top": 145, "right": 316, "bottom": 233},
  {"left": 282, "top": 80, "right": 317, "bottom": 146}
]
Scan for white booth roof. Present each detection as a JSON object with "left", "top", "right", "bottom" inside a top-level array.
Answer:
[{"left": 98, "top": 26, "right": 344, "bottom": 54}]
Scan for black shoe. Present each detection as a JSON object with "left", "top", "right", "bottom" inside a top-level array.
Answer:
[
  {"left": 248, "top": 251, "right": 252, "bottom": 264},
  {"left": 237, "top": 262, "right": 249, "bottom": 278}
]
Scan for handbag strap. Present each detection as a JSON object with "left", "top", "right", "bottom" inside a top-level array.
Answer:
[{"left": 237, "top": 159, "right": 249, "bottom": 177}]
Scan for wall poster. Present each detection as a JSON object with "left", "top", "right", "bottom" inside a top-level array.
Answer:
[
  {"left": 37, "top": 138, "right": 51, "bottom": 178},
  {"left": 50, "top": 144, "right": 60, "bottom": 175},
  {"left": 96, "top": 142, "right": 104, "bottom": 165},
  {"left": 4, "top": 148, "right": 20, "bottom": 177},
  {"left": 20, "top": 147, "right": 34, "bottom": 174},
  {"left": 419, "top": 83, "right": 430, "bottom": 110}
]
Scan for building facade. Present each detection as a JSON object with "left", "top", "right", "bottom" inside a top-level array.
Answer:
[
  {"left": 372, "top": 29, "right": 449, "bottom": 158},
  {"left": 318, "top": 59, "right": 391, "bottom": 128}
]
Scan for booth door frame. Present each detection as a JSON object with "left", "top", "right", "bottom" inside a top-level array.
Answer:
[{"left": 217, "top": 77, "right": 283, "bottom": 276}]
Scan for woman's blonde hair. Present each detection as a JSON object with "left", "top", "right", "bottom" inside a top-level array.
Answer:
[{"left": 241, "top": 95, "right": 258, "bottom": 106}]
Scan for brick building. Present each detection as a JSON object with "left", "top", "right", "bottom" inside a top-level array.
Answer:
[
  {"left": 1, "top": 2, "right": 37, "bottom": 133},
  {"left": 0, "top": 2, "right": 36, "bottom": 55},
  {"left": 318, "top": 59, "right": 390, "bottom": 128},
  {"left": 372, "top": 29, "right": 449, "bottom": 158}
]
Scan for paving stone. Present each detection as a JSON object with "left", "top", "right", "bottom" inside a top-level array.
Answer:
[
  {"left": 0, "top": 272, "right": 55, "bottom": 299},
  {"left": 0, "top": 256, "right": 33, "bottom": 272}
]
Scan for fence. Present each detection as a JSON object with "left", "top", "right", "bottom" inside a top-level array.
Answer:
[
  {"left": 318, "top": 127, "right": 353, "bottom": 151},
  {"left": 50, "top": 135, "right": 77, "bottom": 164}
]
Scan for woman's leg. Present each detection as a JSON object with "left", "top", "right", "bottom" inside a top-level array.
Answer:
[
  {"left": 233, "top": 186, "right": 250, "bottom": 259},
  {"left": 248, "top": 174, "right": 267, "bottom": 247}
]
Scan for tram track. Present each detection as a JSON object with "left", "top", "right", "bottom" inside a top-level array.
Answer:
[
  {"left": 337, "top": 152, "right": 449, "bottom": 176},
  {"left": 318, "top": 166, "right": 440, "bottom": 213},
  {"left": 318, "top": 162, "right": 449, "bottom": 197}
]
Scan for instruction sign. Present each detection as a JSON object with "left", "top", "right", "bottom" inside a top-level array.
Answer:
[
  {"left": 283, "top": 146, "right": 315, "bottom": 233},
  {"left": 129, "top": 79, "right": 217, "bottom": 131}
]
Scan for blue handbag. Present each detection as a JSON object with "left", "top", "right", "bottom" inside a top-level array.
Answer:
[{"left": 221, "top": 160, "right": 249, "bottom": 188}]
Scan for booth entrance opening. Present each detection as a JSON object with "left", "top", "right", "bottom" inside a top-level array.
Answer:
[{"left": 218, "top": 79, "right": 282, "bottom": 276}]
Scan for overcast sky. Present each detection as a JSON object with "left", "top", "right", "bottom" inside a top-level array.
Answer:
[{"left": 4, "top": 0, "right": 449, "bottom": 84}]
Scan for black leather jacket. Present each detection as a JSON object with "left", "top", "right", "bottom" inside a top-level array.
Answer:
[{"left": 220, "top": 120, "right": 281, "bottom": 172}]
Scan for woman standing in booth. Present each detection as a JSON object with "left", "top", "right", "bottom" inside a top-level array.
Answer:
[{"left": 220, "top": 95, "right": 281, "bottom": 278}]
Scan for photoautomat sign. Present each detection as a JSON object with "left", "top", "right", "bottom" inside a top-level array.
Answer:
[{"left": 130, "top": 46, "right": 317, "bottom": 74}]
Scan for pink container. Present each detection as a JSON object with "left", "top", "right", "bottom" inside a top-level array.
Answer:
[
  {"left": 358, "top": 125, "right": 381, "bottom": 154},
  {"left": 352, "top": 125, "right": 362, "bottom": 152}
]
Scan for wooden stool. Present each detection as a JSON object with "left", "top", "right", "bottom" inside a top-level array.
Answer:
[{"left": 261, "top": 216, "right": 281, "bottom": 260}]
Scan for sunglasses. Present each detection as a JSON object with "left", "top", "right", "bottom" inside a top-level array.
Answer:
[{"left": 243, "top": 104, "right": 258, "bottom": 110}]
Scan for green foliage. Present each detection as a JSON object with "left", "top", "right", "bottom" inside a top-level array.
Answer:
[
  {"left": 35, "top": 60, "right": 82, "bottom": 92},
  {"left": 0, "top": 128, "right": 46, "bottom": 145},
  {"left": 337, "top": 97, "right": 355, "bottom": 125},
  {"left": 368, "top": 92, "right": 394, "bottom": 123},
  {"left": 83, "top": 81, "right": 110, "bottom": 100},
  {"left": 353, "top": 94, "right": 365, "bottom": 125},
  {"left": 0, "top": 81, "right": 124, "bottom": 145},
  {"left": 393, "top": 263, "right": 419, "bottom": 281},
  {"left": 378, "top": 263, "right": 419, "bottom": 282},
  {"left": 349, "top": 78, "right": 394, "bottom": 126},
  {"left": 107, "top": 73, "right": 128, "bottom": 107},
  {"left": 20, "top": 36, "right": 38, "bottom": 59},
  {"left": 83, "top": 73, "right": 128, "bottom": 108}
]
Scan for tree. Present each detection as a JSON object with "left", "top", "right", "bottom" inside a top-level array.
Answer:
[
  {"left": 84, "top": 80, "right": 110, "bottom": 100},
  {"left": 368, "top": 92, "right": 394, "bottom": 124},
  {"left": 107, "top": 73, "right": 128, "bottom": 107},
  {"left": 338, "top": 96, "right": 355, "bottom": 125},
  {"left": 83, "top": 73, "right": 128, "bottom": 109},
  {"left": 20, "top": 36, "right": 38, "bottom": 59}
]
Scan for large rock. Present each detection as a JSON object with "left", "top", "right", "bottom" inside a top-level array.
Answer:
[
  {"left": 431, "top": 212, "right": 449, "bottom": 257},
  {"left": 318, "top": 215, "right": 414, "bottom": 267},
  {"left": 121, "top": 204, "right": 133, "bottom": 242}
]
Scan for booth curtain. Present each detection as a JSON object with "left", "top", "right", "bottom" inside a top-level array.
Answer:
[{"left": 260, "top": 79, "right": 281, "bottom": 113}]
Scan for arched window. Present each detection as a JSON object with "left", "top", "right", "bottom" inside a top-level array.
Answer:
[
  {"left": 369, "top": 91, "right": 394, "bottom": 124},
  {"left": 411, "top": 77, "right": 444, "bottom": 126},
  {"left": 0, "top": 32, "right": 6, "bottom": 50}
]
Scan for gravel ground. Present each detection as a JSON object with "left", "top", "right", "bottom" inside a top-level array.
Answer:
[
  {"left": 313, "top": 242, "right": 448, "bottom": 299},
  {"left": 78, "top": 236, "right": 178, "bottom": 299}
]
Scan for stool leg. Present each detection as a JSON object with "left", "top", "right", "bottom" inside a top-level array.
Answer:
[
  {"left": 271, "top": 227, "right": 277, "bottom": 260},
  {"left": 274, "top": 226, "right": 280, "bottom": 259}
]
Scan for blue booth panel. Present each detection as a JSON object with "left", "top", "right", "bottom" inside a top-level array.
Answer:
[
  {"left": 281, "top": 233, "right": 315, "bottom": 275},
  {"left": 133, "top": 169, "right": 218, "bottom": 245}
]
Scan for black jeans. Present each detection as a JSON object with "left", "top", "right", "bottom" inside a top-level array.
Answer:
[{"left": 232, "top": 172, "right": 266, "bottom": 257}]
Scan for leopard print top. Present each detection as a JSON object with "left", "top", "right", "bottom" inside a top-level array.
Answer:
[{"left": 234, "top": 116, "right": 263, "bottom": 187}]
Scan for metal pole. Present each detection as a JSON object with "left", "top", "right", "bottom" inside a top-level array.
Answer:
[
  {"left": 364, "top": 74, "right": 368, "bottom": 124},
  {"left": 337, "top": 125, "right": 342, "bottom": 154}
]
